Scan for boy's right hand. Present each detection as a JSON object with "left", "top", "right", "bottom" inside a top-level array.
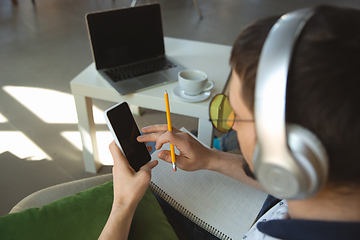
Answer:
[{"left": 137, "top": 124, "right": 215, "bottom": 172}]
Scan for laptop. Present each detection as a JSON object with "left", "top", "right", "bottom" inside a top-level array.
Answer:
[{"left": 86, "top": 3, "right": 185, "bottom": 95}]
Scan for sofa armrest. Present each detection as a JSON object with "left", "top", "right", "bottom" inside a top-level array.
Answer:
[{"left": 10, "top": 174, "right": 113, "bottom": 213}]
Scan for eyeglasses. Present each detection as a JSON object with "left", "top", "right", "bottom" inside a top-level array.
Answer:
[{"left": 209, "top": 72, "right": 254, "bottom": 132}]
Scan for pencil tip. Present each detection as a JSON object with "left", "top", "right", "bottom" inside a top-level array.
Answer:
[{"left": 165, "top": 90, "right": 168, "bottom": 94}]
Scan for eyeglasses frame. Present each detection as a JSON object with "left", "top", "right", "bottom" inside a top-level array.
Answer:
[{"left": 208, "top": 71, "right": 254, "bottom": 132}]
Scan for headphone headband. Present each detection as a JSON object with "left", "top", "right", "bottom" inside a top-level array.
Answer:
[
  {"left": 253, "top": 8, "right": 329, "bottom": 199},
  {"left": 255, "top": 8, "right": 314, "bottom": 161}
]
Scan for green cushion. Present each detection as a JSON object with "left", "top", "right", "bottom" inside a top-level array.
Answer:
[{"left": 0, "top": 181, "right": 179, "bottom": 240}]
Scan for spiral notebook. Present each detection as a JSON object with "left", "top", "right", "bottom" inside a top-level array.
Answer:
[{"left": 149, "top": 128, "right": 268, "bottom": 240}]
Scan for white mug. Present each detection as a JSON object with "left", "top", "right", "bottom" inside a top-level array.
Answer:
[{"left": 178, "top": 70, "right": 214, "bottom": 96}]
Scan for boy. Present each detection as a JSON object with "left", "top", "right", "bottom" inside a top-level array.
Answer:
[{"left": 100, "top": 5, "right": 360, "bottom": 239}]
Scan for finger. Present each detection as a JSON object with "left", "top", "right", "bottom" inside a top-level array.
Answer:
[
  {"left": 109, "top": 141, "right": 132, "bottom": 169},
  {"left": 141, "top": 124, "right": 181, "bottom": 134},
  {"left": 157, "top": 150, "right": 172, "bottom": 163},
  {"left": 140, "top": 160, "right": 158, "bottom": 172},
  {"left": 109, "top": 141, "right": 122, "bottom": 159},
  {"left": 137, "top": 132, "right": 165, "bottom": 143},
  {"left": 155, "top": 131, "right": 180, "bottom": 150},
  {"left": 158, "top": 150, "right": 190, "bottom": 166},
  {"left": 141, "top": 124, "right": 168, "bottom": 133}
]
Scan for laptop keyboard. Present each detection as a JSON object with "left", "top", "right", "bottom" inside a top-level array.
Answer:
[{"left": 105, "top": 57, "right": 177, "bottom": 82}]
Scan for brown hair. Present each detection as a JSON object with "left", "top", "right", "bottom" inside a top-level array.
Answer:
[
  {"left": 230, "top": 16, "right": 279, "bottom": 112},
  {"left": 230, "top": 5, "right": 360, "bottom": 188}
]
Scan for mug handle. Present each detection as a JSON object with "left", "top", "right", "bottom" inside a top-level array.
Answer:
[{"left": 204, "top": 80, "right": 214, "bottom": 91}]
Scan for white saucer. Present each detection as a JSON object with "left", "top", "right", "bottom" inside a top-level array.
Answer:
[{"left": 173, "top": 85, "right": 211, "bottom": 102}]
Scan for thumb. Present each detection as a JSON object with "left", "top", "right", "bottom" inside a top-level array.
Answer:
[
  {"left": 139, "top": 160, "right": 158, "bottom": 172},
  {"left": 158, "top": 150, "right": 172, "bottom": 162}
]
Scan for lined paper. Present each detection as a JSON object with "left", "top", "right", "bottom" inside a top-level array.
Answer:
[{"left": 150, "top": 129, "right": 268, "bottom": 240}]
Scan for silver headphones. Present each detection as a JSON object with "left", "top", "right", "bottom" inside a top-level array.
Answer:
[{"left": 253, "top": 8, "right": 329, "bottom": 199}]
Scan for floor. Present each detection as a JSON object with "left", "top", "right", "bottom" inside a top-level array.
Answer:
[{"left": 1, "top": 0, "right": 359, "bottom": 216}]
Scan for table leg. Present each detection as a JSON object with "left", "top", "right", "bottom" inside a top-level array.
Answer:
[
  {"left": 73, "top": 94, "right": 101, "bottom": 173},
  {"left": 129, "top": 105, "right": 144, "bottom": 116},
  {"left": 197, "top": 118, "right": 213, "bottom": 148}
]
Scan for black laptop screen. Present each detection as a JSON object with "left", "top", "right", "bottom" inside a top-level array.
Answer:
[{"left": 86, "top": 4, "right": 165, "bottom": 70}]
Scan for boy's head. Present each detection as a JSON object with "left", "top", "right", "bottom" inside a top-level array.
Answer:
[{"left": 229, "top": 5, "right": 360, "bottom": 193}]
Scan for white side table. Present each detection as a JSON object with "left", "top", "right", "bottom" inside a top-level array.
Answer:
[{"left": 70, "top": 37, "right": 231, "bottom": 173}]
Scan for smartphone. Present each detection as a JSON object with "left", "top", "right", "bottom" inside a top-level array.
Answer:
[{"left": 104, "top": 101, "right": 151, "bottom": 171}]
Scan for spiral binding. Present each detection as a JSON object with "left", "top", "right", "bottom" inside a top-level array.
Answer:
[{"left": 149, "top": 181, "right": 232, "bottom": 240}]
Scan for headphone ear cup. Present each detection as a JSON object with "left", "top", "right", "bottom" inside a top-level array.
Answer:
[
  {"left": 286, "top": 124, "right": 329, "bottom": 198},
  {"left": 253, "top": 124, "right": 328, "bottom": 199},
  {"left": 253, "top": 144, "right": 306, "bottom": 199}
]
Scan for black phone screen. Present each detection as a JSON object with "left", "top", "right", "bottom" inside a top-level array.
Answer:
[{"left": 106, "top": 102, "right": 151, "bottom": 171}]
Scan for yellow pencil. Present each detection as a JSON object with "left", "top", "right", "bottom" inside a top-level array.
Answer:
[{"left": 164, "top": 90, "right": 177, "bottom": 172}]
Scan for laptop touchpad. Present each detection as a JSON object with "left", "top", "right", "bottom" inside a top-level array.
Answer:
[{"left": 138, "top": 72, "right": 170, "bottom": 87}]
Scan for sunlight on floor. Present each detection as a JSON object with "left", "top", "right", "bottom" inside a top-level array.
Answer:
[
  {"left": 2, "top": 86, "right": 109, "bottom": 162},
  {"left": 0, "top": 113, "right": 8, "bottom": 123},
  {"left": 0, "top": 131, "right": 52, "bottom": 161},
  {"left": 61, "top": 131, "right": 114, "bottom": 165},
  {"left": 3, "top": 86, "right": 106, "bottom": 124}
]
